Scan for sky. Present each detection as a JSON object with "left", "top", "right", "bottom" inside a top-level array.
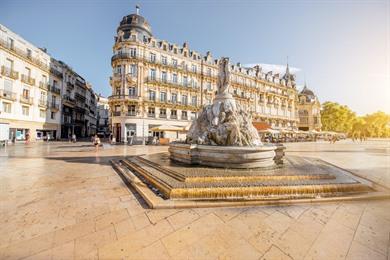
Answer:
[{"left": 1, "top": 0, "right": 389, "bottom": 115}]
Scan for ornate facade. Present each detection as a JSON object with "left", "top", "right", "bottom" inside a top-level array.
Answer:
[
  {"left": 297, "top": 84, "right": 322, "bottom": 131},
  {"left": 109, "top": 9, "right": 300, "bottom": 142}
]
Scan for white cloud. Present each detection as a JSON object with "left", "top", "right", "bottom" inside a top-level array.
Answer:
[{"left": 243, "top": 63, "right": 301, "bottom": 74}]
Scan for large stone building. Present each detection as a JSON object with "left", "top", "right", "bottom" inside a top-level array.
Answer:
[
  {"left": 0, "top": 23, "right": 97, "bottom": 141},
  {"left": 0, "top": 24, "right": 60, "bottom": 141},
  {"left": 109, "top": 8, "right": 300, "bottom": 142},
  {"left": 297, "top": 84, "right": 322, "bottom": 131},
  {"left": 96, "top": 95, "right": 110, "bottom": 136}
]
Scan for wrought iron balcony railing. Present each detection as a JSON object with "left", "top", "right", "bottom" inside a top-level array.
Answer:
[
  {"left": 20, "top": 95, "right": 33, "bottom": 104},
  {"left": 1, "top": 66, "right": 18, "bottom": 79},
  {"left": 21, "top": 74, "right": 35, "bottom": 86},
  {"left": 0, "top": 89, "right": 17, "bottom": 101}
]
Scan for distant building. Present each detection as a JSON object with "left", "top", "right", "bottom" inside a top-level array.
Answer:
[
  {"left": 297, "top": 84, "right": 321, "bottom": 131},
  {"left": 0, "top": 24, "right": 60, "bottom": 141},
  {"left": 109, "top": 7, "right": 300, "bottom": 142},
  {"left": 96, "top": 95, "right": 110, "bottom": 136},
  {"left": 0, "top": 23, "right": 98, "bottom": 141}
]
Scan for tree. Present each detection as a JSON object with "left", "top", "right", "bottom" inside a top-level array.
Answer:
[
  {"left": 362, "top": 111, "right": 390, "bottom": 137},
  {"left": 321, "top": 102, "right": 356, "bottom": 133}
]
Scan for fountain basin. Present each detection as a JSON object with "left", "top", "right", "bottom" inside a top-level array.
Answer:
[{"left": 169, "top": 142, "right": 278, "bottom": 169}]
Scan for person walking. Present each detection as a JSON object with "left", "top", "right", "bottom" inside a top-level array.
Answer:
[{"left": 94, "top": 134, "right": 100, "bottom": 151}]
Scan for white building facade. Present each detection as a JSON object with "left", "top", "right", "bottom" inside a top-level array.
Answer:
[{"left": 0, "top": 24, "right": 61, "bottom": 141}]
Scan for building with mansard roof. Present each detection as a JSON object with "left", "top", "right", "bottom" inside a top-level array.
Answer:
[
  {"left": 109, "top": 7, "right": 300, "bottom": 142},
  {"left": 297, "top": 83, "right": 322, "bottom": 131}
]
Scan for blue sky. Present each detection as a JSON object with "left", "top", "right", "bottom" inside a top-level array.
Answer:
[{"left": 1, "top": 0, "right": 389, "bottom": 115}]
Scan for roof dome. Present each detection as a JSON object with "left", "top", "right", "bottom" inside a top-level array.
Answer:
[
  {"left": 117, "top": 8, "right": 152, "bottom": 40},
  {"left": 300, "top": 86, "right": 315, "bottom": 97}
]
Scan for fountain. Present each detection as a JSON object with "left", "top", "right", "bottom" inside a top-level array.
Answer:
[
  {"left": 169, "top": 57, "right": 280, "bottom": 168},
  {"left": 109, "top": 57, "right": 386, "bottom": 208}
]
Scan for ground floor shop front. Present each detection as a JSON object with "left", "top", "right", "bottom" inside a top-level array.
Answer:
[{"left": 0, "top": 119, "right": 60, "bottom": 141}]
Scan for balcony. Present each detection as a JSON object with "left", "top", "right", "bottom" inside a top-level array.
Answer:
[
  {"left": 108, "top": 95, "right": 139, "bottom": 102},
  {"left": 38, "top": 99, "right": 48, "bottom": 108},
  {"left": 21, "top": 74, "right": 35, "bottom": 86},
  {"left": 148, "top": 113, "right": 155, "bottom": 118},
  {"left": 0, "top": 38, "right": 50, "bottom": 71},
  {"left": 63, "top": 95, "right": 75, "bottom": 106},
  {"left": 0, "top": 89, "right": 17, "bottom": 101},
  {"left": 126, "top": 112, "right": 136, "bottom": 116},
  {"left": 159, "top": 114, "right": 167, "bottom": 118},
  {"left": 170, "top": 115, "right": 177, "bottom": 119},
  {"left": 67, "top": 82, "right": 75, "bottom": 89},
  {"left": 39, "top": 82, "right": 50, "bottom": 91},
  {"left": 50, "top": 103, "right": 59, "bottom": 111},
  {"left": 1, "top": 66, "right": 18, "bottom": 79},
  {"left": 181, "top": 116, "right": 188, "bottom": 120},
  {"left": 113, "top": 111, "right": 121, "bottom": 116},
  {"left": 20, "top": 95, "right": 33, "bottom": 105},
  {"left": 50, "top": 68, "right": 63, "bottom": 78},
  {"left": 50, "top": 86, "right": 61, "bottom": 95}
]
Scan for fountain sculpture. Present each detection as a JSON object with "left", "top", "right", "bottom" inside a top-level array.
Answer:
[{"left": 169, "top": 57, "right": 280, "bottom": 168}]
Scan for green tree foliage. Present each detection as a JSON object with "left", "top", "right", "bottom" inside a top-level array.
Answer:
[
  {"left": 321, "top": 102, "right": 356, "bottom": 133},
  {"left": 321, "top": 102, "right": 390, "bottom": 138}
]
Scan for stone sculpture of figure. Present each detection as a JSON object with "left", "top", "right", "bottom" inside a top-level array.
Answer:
[{"left": 217, "top": 57, "right": 231, "bottom": 95}]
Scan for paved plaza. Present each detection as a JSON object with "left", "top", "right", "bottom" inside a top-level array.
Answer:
[{"left": 0, "top": 140, "right": 389, "bottom": 259}]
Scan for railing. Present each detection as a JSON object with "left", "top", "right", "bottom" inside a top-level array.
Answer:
[
  {"left": 0, "top": 38, "right": 50, "bottom": 71},
  {"left": 63, "top": 95, "right": 75, "bottom": 104},
  {"left": 20, "top": 95, "right": 33, "bottom": 104},
  {"left": 159, "top": 114, "right": 167, "bottom": 118},
  {"left": 148, "top": 113, "right": 155, "bottom": 118},
  {"left": 67, "top": 82, "right": 75, "bottom": 89},
  {"left": 39, "top": 82, "right": 50, "bottom": 90},
  {"left": 145, "top": 76, "right": 199, "bottom": 90},
  {"left": 38, "top": 99, "right": 48, "bottom": 107},
  {"left": 21, "top": 74, "right": 35, "bottom": 85},
  {"left": 50, "top": 68, "right": 63, "bottom": 78},
  {"left": 50, "top": 86, "right": 61, "bottom": 94},
  {"left": 181, "top": 115, "right": 188, "bottom": 120},
  {"left": 108, "top": 94, "right": 139, "bottom": 100},
  {"left": 0, "top": 89, "right": 17, "bottom": 101},
  {"left": 127, "top": 112, "right": 136, "bottom": 116},
  {"left": 50, "top": 103, "right": 59, "bottom": 110},
  {"left": 113, "top": 111, "right": 121, "bottom": 116},
  {"left": 1, "top": 66, "right": 18, "bottom": 79},
  {"left": 170, "top": 115, "right": 177, "bottom": 119}
]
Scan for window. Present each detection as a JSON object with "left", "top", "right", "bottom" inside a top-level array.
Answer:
[
  {"left": 53, "top": 80, "right": 57, "bottom": 87},
  {"left": 173, "top": 48, "right": 177, "bottom": 54},
  {"left": 160, "top": 92, "right": 167, "bottom": 102},
  {"left": 172, "top": 74, "right": 178, "bottom": 83},
  {"left": 159, "top": 108, "right": 166, "bottom": 117},
  {"left": 115, "top": 87, "right": 121, "bottom": 95},
  {"left": 27, "top": 49, "right": 32, "bottom": 59},
  {"left": 161, "top": 56, "right": 167, "bottom": 65},
  {"left": 192, "top": 65, "right": 197, "bottom": 73},
  {"left": 183, "top": 76, "right": 188, "bottom": 86},
  {"left": 2, "top": 102, "right": 11, "bottom": 113},
  {"left": 128, "top": 87, "right": 136, "bottom": 96},
  {"left": 191, "top": 96, "right": 197, "bottom": 106},
  {"left": 148, "top": 90, "right": 156, "bottom": 101},
  {"left": 171, "top": 93, "right": 177, "bottom": 103},
  {"left": 182, "top": 111, "right": 187, "bottom": 119},
  {"left": 207, "top": 82, "right": 212, "bottom": 91},
  {"left": 4, "top": 79, "right": 13, "bottom": 92},
  {"left": 24, "top": 67, "right": 31, "bottom": 77},
  {"left": 5, "top": 58, "right": 13, "bottom": 70},
  {"left": 149, "top": 69, "right": 156, "bottom": 80},
  {"left": 40, "top": 91, "right": 46, "bottom": 102},
  {"left": 181, "top": 95, "right": 188, "bottom": 105},
  {"left": 148, "top": 107, "right": 155, "bottom": 117},
  {"left": 172, "top": 59, "right": 177, "bottom": 67},
  {"left": 115, "top": 65, "right": 122, "bottom": 74},
  {"left": 150, "top": 53, "right": 156, "bottom": 62},
  {"left": 130, "top": 48, "right": 137, "bottom": 57},
  {"left": 191, "top": 112, "right": 197, "bottom": 120},
  {"left": 22, "top": 88, "right": 30, "bottom": 98},
  {"left": 192, "top": 79, "right": 197, "bottom": 88},
  {"left": 129, "top": 64, "right": 137, "bottom": 76},
  {"left": 22, "top": 106, "right": 29, "bottom": 116},
  {"left": 128, "top": 105, "right": 136, "bottom": 115},
  {"left": 40, "top": 109, "right": 45, "bottom": 118},
  {"left": 51, "top": 112, "right": 55, "bottom": 119},
  {"left": 207, "top": 68, "right": 211, "bottom": 76},
  {"left": 7, "top": 38, "right": 14, "bottom": 49},
  {"left": 171, "top": 110, "right": 177, "bottom": 118},
  {"left": 161, "top": 71, "right": 167, "bottom": 82}
]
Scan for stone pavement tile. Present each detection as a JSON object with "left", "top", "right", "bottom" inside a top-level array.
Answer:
[
  {"left": 166, "top": 209, "right": 200, "bottom": 230},
  {"left": 131, "top": 212, "right": 152, "bottom": 230},
  {"left": 263, "top": 211, "right": 294, "bottom": 234},
  {"left": 353, "top": 221, "right": 389, "bottom": 256},
  {"left": 98, "top": 219, "right": 173, "bottom": 259},
  {"left": 213, "top": 207, "right": 248, "bottom": 222},
  {"left": 327, "top": 204, "right": 363, "bottom": 230},
  {"left": 125, "top": 199, "right": 150, "bottom": 217},
  {"left": 260, "top": 245, "right": 293, "bottom": 260},
  {"left": 161, "top": 213, "right": 224, "bottom": 257},
  {"left": 346, "top": 240, "right": 387, "bottom": 260},
  {"left": 146, "top": 209, "right": 180, "bottom": 224},
  {"left": 126, "top": 240, "right": 171, "bottom": 260},
  {"left": 74, "top": 225, "right": 117, "bottom": 259},
  {"left": 276, "top": 205, "right": 310, "bottom": 220},
  {"left": 24, "top": 240, "right": 75, "bottom": 260},
  {"left": 94, "top": 208, "right": 130, "bottom": 230},
  {"left": 304, "top": 220, "right": 354, "bottom": 260},
  {"left": 247, "top": 223, "right": 279, "bottom": 255},
  {"left": 114, "top": 218, "right": 136, "bottom": 239},
  {"left": 289, "top": 213, "right": 324, "bottom": 242},
  {"left": 0, "top": 231, "right": 54, "bottom": 260},
  {"left": 274, "top": 228, "right": 313, "bottom": 259},
  {"left": 53, "top": 220, "right": 95, "bottom": 246}
]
